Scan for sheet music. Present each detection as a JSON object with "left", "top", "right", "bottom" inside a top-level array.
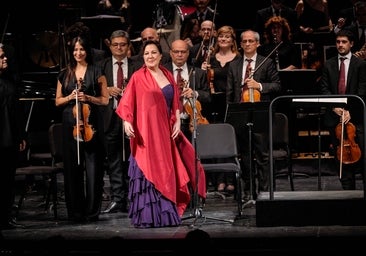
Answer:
[{"left": 292, "top": 98, "right": 348, "bottom": 104}]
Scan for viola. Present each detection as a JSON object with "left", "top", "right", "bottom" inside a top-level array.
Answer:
[
  {"left": 335, "top": 121, "right": 361, "bottom": 165},
  {"left": 72, "top": 78, "right": 94, "bottom": 142}
]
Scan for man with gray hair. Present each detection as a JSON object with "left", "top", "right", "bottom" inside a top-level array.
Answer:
[{"left": 98, "top": 30, "right": 138, "bottom": 213}]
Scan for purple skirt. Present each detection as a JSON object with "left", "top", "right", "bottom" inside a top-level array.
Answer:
[{"left": 128, "top": 155, "right": 182, "bottom": 228}]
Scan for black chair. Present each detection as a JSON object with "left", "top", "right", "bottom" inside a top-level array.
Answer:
[
  {"left": 272, "top": 112, "right": 294, "bottom": 191},
  {"left": 196, "top": 123, "right": 243, "bottom": 217},
  {"left": 15, "top": 123, "right": 63, "bottom": 219}
]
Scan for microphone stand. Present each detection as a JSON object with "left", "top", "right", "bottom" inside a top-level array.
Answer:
[
  {"left": 182, "top": 59, "right": 233, "bottom": 227},
  {"left": 241, "top": 42, "right": 282, "bottom": 209},
  {"left": 273, "top": 34, "right": 280, "bottom": 71}
]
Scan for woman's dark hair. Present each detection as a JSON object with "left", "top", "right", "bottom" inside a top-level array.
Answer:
[
  {"left": 336, "top": 29, "right": 355, "bottom": 43},
  {"left": 141, "top": 40, "right": 162, "bottom": 54},
  {"left": 65, "top": 36, "right": 93, "bottom": 88}
]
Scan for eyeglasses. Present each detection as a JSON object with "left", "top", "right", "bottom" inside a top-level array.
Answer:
[
  {"left": 171, "top": 50, "right": 188, "bottom": 54},
  {"left": 241, "top": 39, "right": 257, "bottom": 44},
  {"left": 111, "top": 42, "right": 128, "bottom": 48}
]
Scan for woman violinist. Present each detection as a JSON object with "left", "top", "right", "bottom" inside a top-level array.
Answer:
[
  {"left": 201, "top": 26, "right": 241, "bottom": 193},
  {"left": 201, "top": 25, "right": 241, "bottom": 123},
  {"left": 55, "top": 36, "right": 108, "bottom": 222},
  {"left": 319, "top": 29, "right": 366, "bottom": 190}
]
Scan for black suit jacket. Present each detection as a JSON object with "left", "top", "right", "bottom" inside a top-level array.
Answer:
[
  {"left": 180, "top": 9, "right": 222, "bottom": 37},
  {"left": 226, "top": 54, "right": 281, "bottom": 104},
  {"left": 98, "top": 57, "right": 138, "bottom": 132},
  {"left": 344, "top": 23, "right": 366, "bottom": 52},
  {"left": 163, "top": 62, "right": 211, "bottom": 104},
  {"left": 319, "top": 54, "right": 366, "bottom": 126}
]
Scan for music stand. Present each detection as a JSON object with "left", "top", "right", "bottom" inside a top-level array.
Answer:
[{"left": 224, "top": 102, "right": 270, "bottom": 209}]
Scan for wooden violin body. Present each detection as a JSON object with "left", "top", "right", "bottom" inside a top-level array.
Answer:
[
  {"left": 184, "top": 99, "right": 209, "bottom": 133},
  {"left": 73, "top": 103, "right": 94, "bottom": 142},
  {"left": 335, "top": 122, "right": 361, "bottom": 165},
  {"left": 179, "top": 78, "right": 209, "bottom": 133},
  {"left": 207, "top": 66, "right": 215, "bottom": 94},
  {"left": 73, "top": 78, "right": 94, "bottom": 142},
  {"left": 242, "top": 88, "right": 261, "bottom": 102}
]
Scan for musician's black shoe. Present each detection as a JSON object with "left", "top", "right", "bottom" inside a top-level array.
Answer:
[{"left": 101, "top": 201, "right": 128, "bottom": 214}]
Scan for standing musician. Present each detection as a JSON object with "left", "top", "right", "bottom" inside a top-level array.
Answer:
[
  {"left": 164, "top": 39, "right": 211, "bottom": 141},
  {"left": 0, "top": 43, "right": 27, "bottom": 230},
  {"left": 180, "top": 0, "right": 221, "bottom": 48},
  {"left": 55, "top": 36, "right": 109, "bottom": 222},
  {"left": 227, "top": 30, "right": 281, "bottom": 201},
  {"left": 98, "top": 30, "right": 137, "bottom": 214},
  {"left": 201, "top": 25, "right": 241, "bottom": 124},
  {"left": 189, "top": 20, "right": 216, "bottom": 68},
  {"left": 200, "top": 25, "right": 241, "bottom": 193},
  {"left": 319, "top": 29, "right": 366, "bottom": 190}
]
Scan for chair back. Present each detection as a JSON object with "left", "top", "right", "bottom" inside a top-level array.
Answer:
[
  {"left": 48, "top": 123, "right": 63, "bottom": 166},
  {"left": 196, "top": 123, "right": 238, "bottom": 160},
  {"left": 273, "top": 112, "right": 289, "bottom": 146}
]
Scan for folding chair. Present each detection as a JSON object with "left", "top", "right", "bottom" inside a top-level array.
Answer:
[
  {"left": 196, "top": 123, "right": 243, "bottom": 217},
  {"left": 15, "top": 123, "right": 63, "bottom": 219}
]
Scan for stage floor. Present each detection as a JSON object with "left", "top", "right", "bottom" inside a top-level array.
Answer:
[{"left": 1, "top": 168, "right": 366, "bottom": 255}]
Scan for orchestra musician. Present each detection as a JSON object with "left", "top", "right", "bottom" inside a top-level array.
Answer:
[
  {"left": 0, "top": 43, "right": 27, "bottom": 230},
  {"left": 189, "top": 20, "right": 216, "bottom": 68},
  {"left": 226, "top": 30, "right": 281, "bottom": 202},
  {"left": 164, "top": 39, "right": 211, "bottom": 141},
  {"left": 98, "top": 30, "right": 137, "bottom": 214},
  {"left": 319, "top": 29, "right": 366, "bottom": 190},
  {"left": 55, "top": 36, "right": 108, "bottom": 223}
]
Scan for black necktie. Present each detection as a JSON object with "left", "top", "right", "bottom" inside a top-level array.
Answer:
[
  {"left": 360, "top": 26, "right": 365, "bottom": 45},
  {"left": 338, "top": 57, "right": 346, "bottom": 95},
  {"left": 198, "top": 12, "right": 204, "bottom": 23}
]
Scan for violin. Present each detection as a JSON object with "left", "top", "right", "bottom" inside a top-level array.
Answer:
[
  {"left": 72, "top": 78, "right": 94, "bottom": 142},
  {"left": 242, "top": 69, "right": 261, "bottom": 103},
  {"left": 207, "top": 64, "right": 215, "bottom": 94},
  {"left": 180, "top": 78, "right": 209, "bottom": 133},
  {"left": 335, "top": 121, "right": 361, "bottom": 165}
]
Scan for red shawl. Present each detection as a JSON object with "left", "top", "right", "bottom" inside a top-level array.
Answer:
[{"left": 115, "top": 65, "right": 206, "bottom": 216}]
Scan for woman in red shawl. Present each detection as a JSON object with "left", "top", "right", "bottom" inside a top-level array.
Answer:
[{"left": 116, "top": 40, "right": 206, "bottom": 228}]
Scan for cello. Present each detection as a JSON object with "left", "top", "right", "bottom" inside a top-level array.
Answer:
[{"left": 335, "top": 111, "right": 361, "bottom": 178}]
